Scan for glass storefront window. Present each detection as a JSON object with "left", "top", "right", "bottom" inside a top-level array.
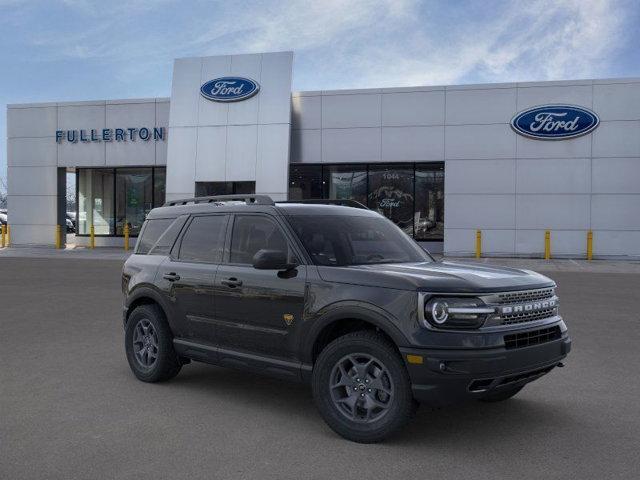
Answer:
[
  {"left": 154, "top": 169, "right": 166, "bottom": 207},
  {"left": 78, "top": 169, "right": 114, "bottom": 235},
  {"left": 289, "top": 165, "right": 322, "bottom": 200},
  {"left": 323, "top": 164, "right": 367, "bottom": 206},
  {"left": 195, "top": 181, "right": 256, "bottom": 197},
  {"left": 77, "top": 167, "right": 165, "bottom": 237},
  {"left": 368, "top": 164, "right": 414, "bottom": 237},
  {"left": 415, "top": 165, "right": 444, "bottom": 241},
  {"left": 288, "top": 162, "right": 445, "bottom": 241},
  {"left": 116, "top": 169, "right": 153, "bottom": 236}
]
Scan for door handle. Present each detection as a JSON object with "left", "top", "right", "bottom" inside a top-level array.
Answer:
[
  {"left": 221, "top": 277, "right": 243, "bottom": 288},
  {"left": 163, "top": 272, "right": 181, "bottom": 282}
]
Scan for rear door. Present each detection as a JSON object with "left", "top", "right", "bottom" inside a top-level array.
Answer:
[
  {"left": 157, "top": 214, "right": 229, "bottom": 344},
  {"left": 213, "top": 213, "right": 307, "bottom": 360}
]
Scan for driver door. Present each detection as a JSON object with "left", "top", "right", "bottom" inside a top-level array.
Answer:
[{"left": 213, "top": 214, "right": 306, "bottom": 360}]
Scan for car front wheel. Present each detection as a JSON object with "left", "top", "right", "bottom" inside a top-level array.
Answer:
[
  {"left": 125, "top": 304, "right": 182, "bottom": 383},
  {"left": 312, "top": 331, "right": 417, "bottom": 443}
]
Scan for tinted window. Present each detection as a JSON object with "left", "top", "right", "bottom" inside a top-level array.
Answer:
[
  {"left": 288, "top": 215, "right": 431, "bottom": 266},
  {"left": 323, "top": 165, "right": 367, "bottom": 206},
  {"left": 368, "top": 164, "right": 414, "bottom": 237},
  {"left": 414, "top": 165, "right": 444, "bottom": 241},
  {"left": 137, "top": 218, "right": 173, "bottom": 254},
  {"left": 178, "top": 215, "right": 227, "bottom": 263},
  {"left": 195, "top": 181, "right": 255, "bottom": 196},
  {"left": 230, "top": 216, "right": 289, "bottom": 264},
  {"left": 289, "top": 165, "right": 322, "bottom": 200},
  {"left": 149, "top": 215, "right": 188, "bottom": 255}
]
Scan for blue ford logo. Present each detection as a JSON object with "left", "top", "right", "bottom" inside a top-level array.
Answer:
[
  {"left": 200, "top": 77, "right": 260, "bottom": 102},
  {"left": 511, "top": 105, "right": 599, "bottom": 140}
]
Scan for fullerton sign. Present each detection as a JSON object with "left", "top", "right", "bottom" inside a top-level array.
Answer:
[
  {"left": 55, "top": 127, "right": 165, "bottom": 143},
  {"left": 510, "top": 105, "right": 599, "bottom": 140}
]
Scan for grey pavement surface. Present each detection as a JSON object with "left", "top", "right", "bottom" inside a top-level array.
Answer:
[{"left": 1, "top": 256, "right": 640, "bottom": 479}]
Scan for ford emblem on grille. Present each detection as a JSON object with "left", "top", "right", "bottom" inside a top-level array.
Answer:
[
  {"left": 511, "top": 105, "right": 599, "bottom": 140},
  {"left": 200, "top": 77, "right": 260, "bottom": 102}
]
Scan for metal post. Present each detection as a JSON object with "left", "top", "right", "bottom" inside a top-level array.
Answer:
[
  {"left": 544, "top": 230, "right": 551, "bottom": 260},
  {"left": 475, "top": 229, "right": 481, "bottom": 259},
  {"left": 1, "top": 224, "right": 5, "bottom": 248},
  {"left": 6, "top": 225, "right": 10, "bottom": 246},
  {"left": 55, "top": 225, "right": 62, "bottom": 249},
  {"left": 90, "top": 224, "right": 95, "bottom": 249},
  {"left": 587, "top": 230, "right": 593, "bottom": 261},
  {"left": 124, "top": 223, "right": 130, "bottom": 252}
]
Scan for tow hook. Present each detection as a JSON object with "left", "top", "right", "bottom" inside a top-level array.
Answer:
[{"left": 557, "top": 362, "right": 565, "bottom": 368}]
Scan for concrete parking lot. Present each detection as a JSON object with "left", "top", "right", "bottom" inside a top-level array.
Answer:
[{"left": 1, "top": 255, "right": 639, "bottom": 480}]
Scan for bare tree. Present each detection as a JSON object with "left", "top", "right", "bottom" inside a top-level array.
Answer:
[{"left": 0, "top": 176, "right": 7, "bottom": 209}]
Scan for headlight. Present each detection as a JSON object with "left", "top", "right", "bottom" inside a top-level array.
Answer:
[{"left": 421, "top": 296, "right": 495, "bottom": 329}]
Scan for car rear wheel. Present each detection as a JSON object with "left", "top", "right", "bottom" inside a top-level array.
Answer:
[
  {"left": 312, "top": 331, "right": 417, "bottom": 443},
  {"left": 478, "top": 385, "right": 524, "bottom": 402},
  {"left": 125, "top": 304, "right": 181, "bottom": 383}
]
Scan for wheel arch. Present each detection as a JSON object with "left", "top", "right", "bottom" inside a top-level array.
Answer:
[
  {"left": 124, "top": 286, "right": 170, "bottom": 328},
  {"left": 303, "top": 304, "right": 409, "bottom": 366}
]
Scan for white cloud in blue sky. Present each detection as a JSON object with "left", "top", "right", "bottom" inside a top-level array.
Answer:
[{"left": 1, "top": 0, "right": 639, "bottom": 185}]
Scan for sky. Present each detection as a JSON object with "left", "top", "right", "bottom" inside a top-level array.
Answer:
[{"left": 1, "top": 0, "right": 639, "bottom": 189}]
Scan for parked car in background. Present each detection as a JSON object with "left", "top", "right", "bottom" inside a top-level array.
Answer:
[
  {"left": 66, "top": 217, "right": 75, "bottom": 233},
  {"left": 0, "top": 212, "right": 6, "bottom": 226}
]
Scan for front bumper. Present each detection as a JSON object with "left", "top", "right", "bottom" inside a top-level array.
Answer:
[{"left": 400, "top": 333, "right": 571, "bottom": 406}]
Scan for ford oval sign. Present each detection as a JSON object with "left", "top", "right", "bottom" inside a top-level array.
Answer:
[
  {"left": 511, "top": 105, "right": 599, "bottom": 140},
  {"left": 200, "top": 77, "right": 260, "bottom": 102}
]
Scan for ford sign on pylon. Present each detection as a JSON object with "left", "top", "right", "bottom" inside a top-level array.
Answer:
[
  {"left": 511, "top": 105, "right": 599, "bottom": 140},
  {"left": 200, "top": 77, "right": 260, "bottom": 102}
]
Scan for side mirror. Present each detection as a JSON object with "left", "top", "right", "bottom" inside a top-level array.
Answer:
[{"left": 252, "top": 249, "right": 297, "bottom": 270}]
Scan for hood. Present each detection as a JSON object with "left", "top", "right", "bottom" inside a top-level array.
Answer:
[{"left": 317, "top": 260, "right": 554, "bottom": 293}]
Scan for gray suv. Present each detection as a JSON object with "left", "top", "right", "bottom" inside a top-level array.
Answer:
[{"left": 122, "top": 195, "right": 571, "bottom": 443}]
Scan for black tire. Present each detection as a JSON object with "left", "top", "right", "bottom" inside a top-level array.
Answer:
[
  {"left": 312, "top": 331, "right": 417, "bottom": 443},
  {"left": 125, "top": 304, "right": 181, "bottom": 383},
  {"left": 478, "top": 385, "right": 524, "bottom": 403}
]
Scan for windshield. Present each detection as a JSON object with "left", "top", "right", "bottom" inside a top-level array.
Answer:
[{"left": 286, "top": 214, "right": 432, "bottom": 266}]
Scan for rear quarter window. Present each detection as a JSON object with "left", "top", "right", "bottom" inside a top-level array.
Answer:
[{"left": 136, "top": 218, "right": 175, "bottom": 254}]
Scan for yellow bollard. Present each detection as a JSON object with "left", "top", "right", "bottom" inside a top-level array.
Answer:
[
  {"left": 123, "top": 223, "right": 130, "bottom": 252},
  {"left": 55, "top": 224, "right": 62, "bottom": 249},
  {"left": 475, "top": 229, "right": 481, "bottom": 259},
  {"left": 90, "top": 224, "right": 95, "bottom": 249},
  {"left": 587, "top": 230, "right": 593, "bottom": 261},
  {"left": 6, "top": 224, "right": 10, "bottom": 246},
  {"left": 1, "top": 224, "right": 5, "bottom": 248},
  {"left": 544, "top": 230, "right": 551, "bottom": 260}
]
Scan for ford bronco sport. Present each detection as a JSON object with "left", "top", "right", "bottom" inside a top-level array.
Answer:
[{"left": 122, "top": 195, "right": 571, "bottom": 443}]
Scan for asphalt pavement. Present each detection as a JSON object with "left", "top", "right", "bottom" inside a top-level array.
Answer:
[{"left": 1, "top": 256, "right": 639, "bottom": 479}]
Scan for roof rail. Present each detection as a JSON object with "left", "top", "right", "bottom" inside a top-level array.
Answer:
[
  {"left": 276, "top": 199, "right": 369, "bottom": 210},
  {"left": 163, "top": 194, "right": 274, "bottom": 207}
]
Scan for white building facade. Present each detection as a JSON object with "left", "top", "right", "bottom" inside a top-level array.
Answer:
[{"left": 6, "top": 51, "right": 640, "bottom": 257}]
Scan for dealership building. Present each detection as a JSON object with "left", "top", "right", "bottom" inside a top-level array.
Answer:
[{"left": 6, "top": 51, "right": 640, "bottom": 257}]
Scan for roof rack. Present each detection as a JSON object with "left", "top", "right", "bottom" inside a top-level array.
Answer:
[
  {"left": 276, "top": 199, "right": 369, "bottom": 210},
  {"left": 163, "top": 194, "right": 275, "bottom": 207}
]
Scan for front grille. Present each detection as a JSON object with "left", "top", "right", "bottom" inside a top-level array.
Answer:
[
  {"left": 493, "top": 287, "right": 557, "bottom": 325},
  {"left": 504, "top": 326, "right": 561, "bottom": 349},
  {"left": 502, "top": 307, "right": 557, "bottom": 325},
  {"left": 497, "top": 287, "right": 555, "bottom": 304}
]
